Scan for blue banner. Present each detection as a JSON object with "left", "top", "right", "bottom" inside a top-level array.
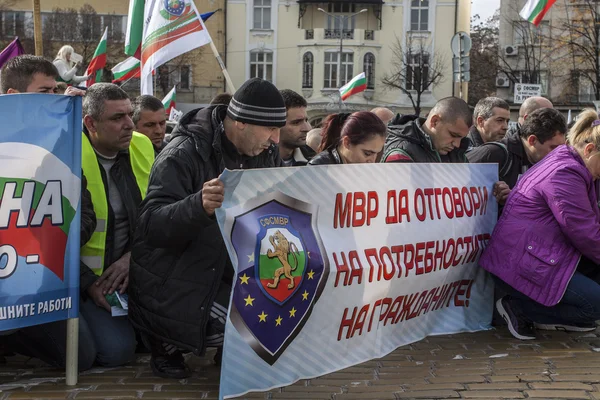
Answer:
[{"left": 0, "top": 94, "right": 81, "bottom": 331}]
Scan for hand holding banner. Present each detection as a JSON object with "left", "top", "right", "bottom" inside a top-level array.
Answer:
[{"left": 216, "top": 163, "right": 498, "bottom": 399}]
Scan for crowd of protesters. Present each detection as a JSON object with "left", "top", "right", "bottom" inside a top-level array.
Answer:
[{"left": 0, "top": 54, "right": 599, "bottom": 378}]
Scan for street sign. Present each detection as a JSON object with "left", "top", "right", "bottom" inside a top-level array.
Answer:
[
  {"left": 451, "top": 31, "right": 472, "bottom": 57},
  {"left": 513, "top": 83, "right": 542, "bottom": 104},
  {"left": 453, "top": 71, "right": 470, "bottom": 83},
  {"left": 452, "top": 56, "right": 470, "bottom": 82}
]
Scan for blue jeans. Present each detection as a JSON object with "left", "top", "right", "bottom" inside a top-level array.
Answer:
[
  {"left": 5, "top": 297, "right": 136, "bottom": 371},
  {"left": 494, "top": 257, "right": 600, "bottom": 325}
]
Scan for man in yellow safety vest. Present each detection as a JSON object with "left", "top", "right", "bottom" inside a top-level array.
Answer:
[{"left": 78, "top": 83, "right": 155, "bottom": 368}]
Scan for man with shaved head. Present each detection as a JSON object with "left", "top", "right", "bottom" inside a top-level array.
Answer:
[
  {"left": 382, "top": 97, "right": 472, "bottom": 163},
  {"left": 371, "top": 107, "right": 395, "bottom": 125},
  {"left": 306, "top": 128, "right": 323, "bottom": 153},
  {"left": 518, "top": 96, "right": 553, "bottom": 125}
]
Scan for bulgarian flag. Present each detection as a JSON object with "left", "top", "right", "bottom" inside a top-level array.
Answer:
[
  {"left": 339, "top": 72, "right": 367, "bottom": 101},
  {"left": 520, "top": 0, "right": 556, "bottom": 26},
  {"left": 162, "top": 86, "right": 176, "bottom": 116},
  {"left": 112, "top": 57, "right": 141, "bottom": 83},
  {"left": 125, "top": 0, "right": 144, "bottom": 59},
  {"left": 85, "top": 27, "right": 108, "bottom": 86}
]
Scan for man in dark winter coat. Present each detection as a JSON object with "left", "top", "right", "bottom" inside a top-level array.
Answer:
[
  {"left": 128, "top": 78, "right": 286, "bottom": 378},
  {"left": 467, "top": 107, "right": 566, "bottom": 205},
  {"left": 381, "top": 97, "right": 472, "bottom": 163}
]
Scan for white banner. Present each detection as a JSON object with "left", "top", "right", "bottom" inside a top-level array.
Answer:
[
  {"left": 216, "top": 163, "right": 498, "bottom": 399},
  {"left": 514, "top": 83, "right": 542, "bottom": 104}
]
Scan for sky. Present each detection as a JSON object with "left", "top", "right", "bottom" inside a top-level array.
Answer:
[{"left": 472, "top": 0, "right": 500, "bottom": 22}]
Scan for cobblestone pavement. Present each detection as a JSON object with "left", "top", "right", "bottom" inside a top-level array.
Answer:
[{"left": 1, "top": 326, "right": 600, "bottom": 399}]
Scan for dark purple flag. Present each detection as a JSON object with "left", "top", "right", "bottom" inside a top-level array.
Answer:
[{"left": 0, "top": 38, "right": 25, "bottom": 69}]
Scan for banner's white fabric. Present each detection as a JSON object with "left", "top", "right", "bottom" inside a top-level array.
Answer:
[{"left": 216, "top": 163, "right": 498, "bottom": 399}]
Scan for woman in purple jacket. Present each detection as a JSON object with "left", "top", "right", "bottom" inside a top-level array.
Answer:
[{"left": 480, "top": 108, "right": 600, "bottom": 340}]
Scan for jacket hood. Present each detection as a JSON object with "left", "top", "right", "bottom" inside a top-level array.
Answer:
[
  {"left": 389, "top": 113, "right": 421, "bottom": 127},
  {"left": 387, "top": 115, "right": 471, "bottom": 155},
  {"left": 387, "top": 115, "right": 427, "bottom": 146},
  {"left": 171, "top": 105, "right": 227, "bottom": 162}
]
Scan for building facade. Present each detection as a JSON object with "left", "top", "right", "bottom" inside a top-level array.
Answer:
[
  {"left": 497, "top": 0, "right": 598, "bottom": 110},
  {"left": 226, "top": 0, "right": 471, "bottom": 123},
  {"left": 2, "top": 0, "right": 227, "bottom": 103}
]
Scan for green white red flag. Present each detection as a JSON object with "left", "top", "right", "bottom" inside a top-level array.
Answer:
[
  {"left": 125, "top": 0, "right": 144, "bottom": 59},
  {"left": 85, "top": 27, "right": 108, "bottom": 87},
  {"left": 112, "top": 57, "right": 141, "bottom": 83},
  {"left": 339, "top": 72, "right": 367, "bottom": 101},
  {"left": 140, "top": 0, "right": 212, "bottom": 95},
  {"left": 162, "top": 86, "right": 176, "bottom": 116},
  {"left": 520, "top": 0, "right": 556, "bottom": 26}
]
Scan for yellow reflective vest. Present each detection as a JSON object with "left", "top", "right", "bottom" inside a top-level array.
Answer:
[{"left": 81, "top": 132, "right": 154, "bottom": 276}]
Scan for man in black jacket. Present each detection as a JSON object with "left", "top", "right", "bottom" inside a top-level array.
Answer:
[
  {"left": 279, "top": 89, "right": 314, "bottom": 166},
  {"left": 382, "top": 97, "right": 472, "bottom": 163},
  {"left": 466, "top": 108, "right": 566, "bottom": 205},
  {"left": 128, "top": 78, "right": 286, "bottom": 378}
]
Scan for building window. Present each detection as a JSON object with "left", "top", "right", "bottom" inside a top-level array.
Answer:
[
  {"left": 410, "top": 0, "right": 429, "bottom": 31},
  {"left": 81, "top": 12, "right": 102, "bottom": 41},
  {"left": 324, "top": 52, "right": 338, "bottom": 89},
  {"left": 573, "top": 71, "right": 595, "bottom": 102},
  {"left": 250, "top": 50, "right": 273, "bottom": 81},
  {"left": 513, "top": 21, "right": 549, "bottom": 46},
  {"left": 324, "top": 51, "right": 353, "bottom": 88},
  {"left": 406, "top": 52, "right": 430, "bottom": 91},
  {"left": 179, "top": 66, "right": 191, "bottom": 90},
  {"left": 156, "top": 65, "right": 192, "bottom": 93},
  {"left": 253, "top": 0, "right": 271, "bottom": 30},
  {"left": 102, "top": 15, "right": 126, "bottom": 42},
  {"left": 1, "top": 11, "right": 27, "bottom": 38},
  {"left": 363, "top": 53, "right": 375, "bottom": 90},
  {"left": 326, "top": 2, "right": 356, "bottom": 38},
  {"left": 302, "top": 52, "right": 313, "bottom": 89}
]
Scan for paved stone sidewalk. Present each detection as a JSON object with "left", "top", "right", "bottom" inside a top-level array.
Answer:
[{"left": 1, "top": 326, "right": 600, "bottom": 399}]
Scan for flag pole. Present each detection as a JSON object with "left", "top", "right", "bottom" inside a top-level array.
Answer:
[
  {"left": 32, "top": 0, "right": 43, "bottom": 56},
  {"left": 65, "top": 317, "right": 79, "bottom": 385},
  {"left": 206, "top": 10, "right": 235, "bottom": 93},
  {"left": 208, "top": 40, "right": 235, "bottom": 94}
]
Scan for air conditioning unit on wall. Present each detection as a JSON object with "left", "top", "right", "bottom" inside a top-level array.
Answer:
[
  {"left": 504, "top": 45, "right": 518, "bottom": 57},
  {"left": 496, "top": 74, "right": 510, "bottom": 88}
]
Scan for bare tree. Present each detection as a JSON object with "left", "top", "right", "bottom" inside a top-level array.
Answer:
[
  {"left": 381, "top": 36, "right": 445, "bottom": 116},
  {"left": 41, "top": 4, "right": 124, "bottom": 82},
  {"left": 552, "top": 0, "right": 600, "bottom": 103},
  {"left": 497, "top": 13, "right": 552, "bottom": 90},
  {"left": 469, "top": 12, "right": 499, "bottom": 106}
]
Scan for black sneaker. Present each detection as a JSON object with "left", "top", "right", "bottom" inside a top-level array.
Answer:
[
  {"left": 150, "top": 351, "right": 191, "bottom": 379},
  {"left": 214, "top": 347, "right": 223, "bottom": 367},
  {"left": 496, "top": 296, "right": 536, "bottom": 340},
  {"left": 534, "top": 322, "right": 597, "bottom": 332}
]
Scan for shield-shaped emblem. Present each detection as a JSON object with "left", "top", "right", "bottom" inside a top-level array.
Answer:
[
  {"left": 225, "top": 192, "right": 328, "bottom": 365},
  {"left": 254, "top": 216, "right": 307, "bottom": 306},
  {"left": 164, "top": 0, "right": 186, "bottom": 17}
]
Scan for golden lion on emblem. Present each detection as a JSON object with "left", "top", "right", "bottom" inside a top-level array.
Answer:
[{"left": 266, "top": 230, "right": 300, "bottom": 290}]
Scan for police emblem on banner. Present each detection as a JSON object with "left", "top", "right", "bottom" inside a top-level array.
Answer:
[
  {"left": 226, "top": 192, "right": 328, "bottom": 365},
  {"left": 164, "top": 0, "right": 186, "bottom": 17}
]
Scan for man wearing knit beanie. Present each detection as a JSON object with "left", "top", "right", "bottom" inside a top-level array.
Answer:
[{"left": 128, "top": 78, "right": 286, "bottom": 379}]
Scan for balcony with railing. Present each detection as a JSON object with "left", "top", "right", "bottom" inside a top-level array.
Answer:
[{"left": 324, "top": 29, "right": 354, "bottom": 39}]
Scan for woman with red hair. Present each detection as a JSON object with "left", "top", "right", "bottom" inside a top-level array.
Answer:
[{"left": 308, "top": 111, "right": 387, "bottom": 165}]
